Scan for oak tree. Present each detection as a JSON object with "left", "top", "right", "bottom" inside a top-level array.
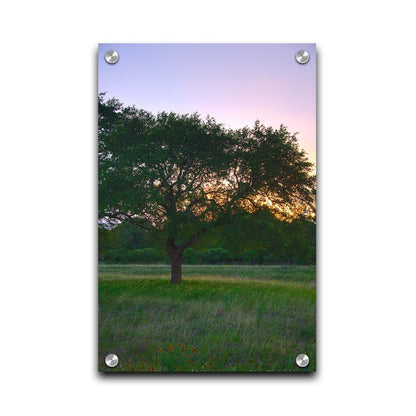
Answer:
[{"left": 98, "top": 95, "right": 315, "bottom": 283}]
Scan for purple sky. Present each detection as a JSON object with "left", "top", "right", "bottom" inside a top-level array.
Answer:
[{"left": 98, "top": 43, "right": 316, "bottom": 165}]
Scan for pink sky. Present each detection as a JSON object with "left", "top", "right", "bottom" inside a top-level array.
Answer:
[{"left": 98, "top": 43, "right": 316, "bottom": 165}]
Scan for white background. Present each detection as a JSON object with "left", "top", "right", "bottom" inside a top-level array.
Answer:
[{"left": 1, "top": 1, "right": 415, "bottom": 415}]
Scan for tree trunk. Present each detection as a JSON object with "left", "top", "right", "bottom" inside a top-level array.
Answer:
[
  {"left": 166, "top": 237, "right": 184, "bottom": 284},
  {"left": 170, "top": 251, "right": 183, "bottom": 284},
  {"left": 166, "top": 230, "right": 205, "bottom": 284}
]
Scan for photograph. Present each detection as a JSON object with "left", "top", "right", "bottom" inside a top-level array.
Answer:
[
  {"left": 3, "top": 0, "right": 416, "bottom": 412},
  {"left": 98, "top": 43, "right": 316, "bottom": 372}
]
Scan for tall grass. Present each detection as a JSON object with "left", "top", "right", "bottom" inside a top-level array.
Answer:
[{"left": 99, "top": 265, "right": 316, "bottom": 372}]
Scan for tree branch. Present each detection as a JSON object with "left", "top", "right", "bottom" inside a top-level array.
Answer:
[{"left": 178, "top": 228, "right": 208, "bottom": 252}]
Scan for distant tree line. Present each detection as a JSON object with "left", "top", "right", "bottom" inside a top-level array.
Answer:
[{"left": 99, "top": 208, "right": 315, "bottom": 265}]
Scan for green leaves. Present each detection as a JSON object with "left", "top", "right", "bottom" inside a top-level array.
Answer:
[{"left": 98, "top": 95, "right": 316, "bottom": 247}]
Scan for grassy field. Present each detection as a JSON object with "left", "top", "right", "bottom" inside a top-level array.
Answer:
[{"left": 99, "top": 264, "right": 316, "bottom": 373}]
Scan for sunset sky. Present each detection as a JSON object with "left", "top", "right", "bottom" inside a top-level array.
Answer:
[{"left": 98, "top": 43, "right": 316, "bottom": 165}]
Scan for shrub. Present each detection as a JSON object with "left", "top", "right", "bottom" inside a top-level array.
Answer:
[
  {"left": 244, "top": 250, "right": 264, "bottom": 264},
  {"left": 101, "top": 248, "right": 164, "bottom": 264},
  {"left": 263, "top": 255, "right": 279, "bottom": 265},
  {"left": 183, "top": 248, "right": 202, "bottom": 264},
  {"left": 128, "top": 248, "right": 161, "bottom": 263},
  {"left": 200, "top": 248, "right": 232, "bottom": 264}
]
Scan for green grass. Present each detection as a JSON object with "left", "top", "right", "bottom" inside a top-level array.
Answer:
[{"left": 99, "top": 264, "right": 316, "bottom": 373}]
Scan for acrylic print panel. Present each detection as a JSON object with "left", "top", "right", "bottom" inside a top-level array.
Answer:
[{"left": 98, "top": 43, "right": 316, "bottom": 373}]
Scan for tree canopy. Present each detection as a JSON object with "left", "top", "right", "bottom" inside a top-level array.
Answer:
[{"left": 98, "top": 94, "right": 315, "bottom": 283}]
